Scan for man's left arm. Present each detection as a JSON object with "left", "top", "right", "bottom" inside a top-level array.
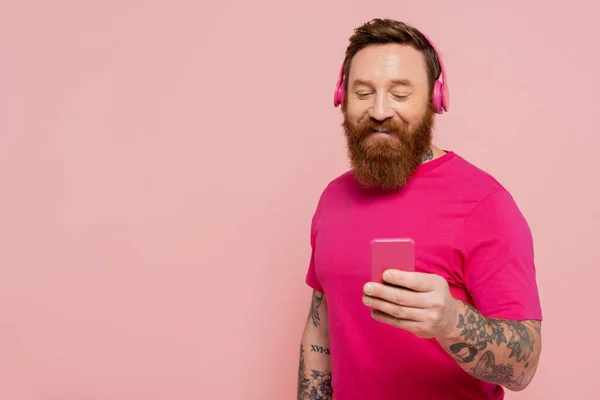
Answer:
[
  {"left": 438, "top": 299, "right": 542, "bottom": 391},
  {"left": 363, "top": 271, "right": 542, "bottom": 391}
]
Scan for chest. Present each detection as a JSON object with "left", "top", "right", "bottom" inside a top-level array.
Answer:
[{"left": 313, "top": 193, "right": 471, "bottom": 301}]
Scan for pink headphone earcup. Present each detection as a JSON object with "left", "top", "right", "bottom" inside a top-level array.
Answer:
[
  {"left": 333, "top": 65, "right": 345, "bottom": 107},
  {"left": 442, "top": 81, "right": 449, "bottom": 112},
  {"left": 334, "top": 84, "right": 344, "bottom": 107},
  {"left": 433, "top": 80, "right": 443, "bottom": 114}
]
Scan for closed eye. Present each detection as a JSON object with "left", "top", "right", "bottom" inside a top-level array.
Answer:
[{"left": 356, "top": 92, "right": 373, "bottom": 99}]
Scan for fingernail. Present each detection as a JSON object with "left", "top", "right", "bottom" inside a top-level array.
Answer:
[
  {"left": 384, "top": 271, "right": 392, "bottom": 281},
  {"left": 363, "top": 296, "right": 371, "bottom": 305},
  {"left": 364, "top": 283, "right": 373, "bottom": 294}
]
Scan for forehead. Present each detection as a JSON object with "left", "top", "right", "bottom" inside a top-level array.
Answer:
[{"left": 348, "top": 43, "right": 428, "bottom": 85}]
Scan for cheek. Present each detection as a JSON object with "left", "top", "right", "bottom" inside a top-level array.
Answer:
[
  {"left": 394, "top": 103, "right": 428, "bottom": 125},
  {"left": 346, "top": 103, "right": 367, "bottom": 123}
]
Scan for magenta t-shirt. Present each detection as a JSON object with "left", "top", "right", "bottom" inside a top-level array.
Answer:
[{"left": 305, "top": 152, "right": 543, "bottom": 400}]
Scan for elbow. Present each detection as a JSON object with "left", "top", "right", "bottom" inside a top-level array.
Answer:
[
  {"left": 507, "top": 357, "right": 541, "bottom": 392},
  {"left": 508, "top": 379, "right": 532, "bottom": 392},
  {"left": 506, "top": 373, "right": 535, "bottom": 392},
  {"left": 508, "top": 320, "right": 543, "bottom": 392},
  {"left": 508, "top": 379, "right": 534, "bottom": 392},
  {"left": 509, "top": 329, "right": 543, "bottom": 392}
]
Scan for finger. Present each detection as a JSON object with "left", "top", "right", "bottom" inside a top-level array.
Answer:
[
  {"left": 382, "top": 270, "right": 437, "bottom": 292},
  {"left": 370, "top": 310, "right": 423, "bottom": 334},
  {"left": 363, "top": 282, "right": 430, "bottom": 308},
  {"left": 362, "top": 295, "right": 422, "bottom": 321}
]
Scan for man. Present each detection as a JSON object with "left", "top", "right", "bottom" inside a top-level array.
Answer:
[{"left": 297, "top": 19, "right": 543, "bottom": 400}]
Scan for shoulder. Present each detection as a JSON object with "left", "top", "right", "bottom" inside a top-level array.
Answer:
[
  {"left": 307, "top": 170, "right": 359, "bottom": 225},
  {"left": 443, "top": 152, "right": 508, "bottom": 200},
  {"left": 315, "top": 170, "right": 357, "bottom": 203},
  {"left": 441, "top": 152, "right": 530, "bottom": 230},
  {"left": 324, "top": 170, "right": 357, "bottom": 190}
]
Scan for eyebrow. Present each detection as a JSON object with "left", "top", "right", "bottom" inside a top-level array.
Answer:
[{"left": 352, "top": 78, "right": 414, "bottom": 88}]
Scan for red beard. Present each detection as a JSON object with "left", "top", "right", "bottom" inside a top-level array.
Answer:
[{"left": 342, "top": 106, "right": 435, "bottom": 191}]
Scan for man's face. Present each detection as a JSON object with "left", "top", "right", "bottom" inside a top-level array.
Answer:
[{"left": 342, "top": 43, "right": 435, "bottom": 191}]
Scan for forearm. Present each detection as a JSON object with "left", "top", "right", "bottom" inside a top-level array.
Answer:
[
  {"left": 298, "top": 329, "right": 331, "bottom": 399},
  {"left": 298, "top": 291, "right": 333, "bottom": 400},
  {"left": 438, "top": 301, "right": 542, "bottom": 391}
]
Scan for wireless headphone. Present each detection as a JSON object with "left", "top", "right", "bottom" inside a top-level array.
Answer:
[{"left": 333, "top": 33, "right": 449, "bottom": 114}]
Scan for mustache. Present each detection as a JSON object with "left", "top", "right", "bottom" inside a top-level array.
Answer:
[{"left": 355, "top": 118, "right": 403, "bottom": 134}]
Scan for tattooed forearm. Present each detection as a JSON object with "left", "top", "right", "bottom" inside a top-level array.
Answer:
[
  {"left": 297, "top": 344, "right": 333, "bottom": 400},
  {"left": 442, "top": 302, "right": 541, "bottom": 390},
  {"left": 309, "top": 291, "right": 324, "bottom": 327},
  {"left": 299, "top": 291, "right": 332, "bottom": 399}
]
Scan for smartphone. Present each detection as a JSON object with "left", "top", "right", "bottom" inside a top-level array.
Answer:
[{"left": 370, "top": 238, "right": 415, "bottom": 283}]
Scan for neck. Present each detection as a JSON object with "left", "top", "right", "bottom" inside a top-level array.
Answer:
[
  {"left": 421, "top": 148, "right": 434, "bottom": 163},
  {"left": 422, "top": 145, "right": 446, "bottom": 164}
]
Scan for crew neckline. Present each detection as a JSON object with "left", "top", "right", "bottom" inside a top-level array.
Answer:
[{"left": 412, "top": 150, "right": 456, "bottom": 178}]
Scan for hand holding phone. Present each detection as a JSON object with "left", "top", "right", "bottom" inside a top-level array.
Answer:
[{"left": 370, "top": 238, "right": 415, "bottom": 283}]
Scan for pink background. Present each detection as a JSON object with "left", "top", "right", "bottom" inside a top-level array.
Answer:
[{"left": 1, "top": 1, "right": 598, "bottom": 399}]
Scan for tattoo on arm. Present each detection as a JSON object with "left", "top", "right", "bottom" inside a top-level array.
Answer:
[
  {"left": 472, "top": 350, "right": 524, "bottom": 387},
  {"left": 298, "top": 344, "right": 333, "bottom": 400},
  {"left": 309, "top": 291, "right": 324, "bottom": 327},
  {"left": 311, "top": 344, "right": 331, "bottom": 355},
  {"left": 531, "top": 320, "right": 542, "bottom": 336},
  {"left": 297, "top": 344, "right": 310, "bottom": 399},
  {"left": 446, "top": 303, "right": 540, "bottom": 389}
]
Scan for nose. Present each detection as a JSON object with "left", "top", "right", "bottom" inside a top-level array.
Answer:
[{"left": 368, "top": 92, "right": 394, "bottom": 121}]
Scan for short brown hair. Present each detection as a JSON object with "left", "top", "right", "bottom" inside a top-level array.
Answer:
[{"left": 342, "top": 19, "right": 442, "bottom": 103}]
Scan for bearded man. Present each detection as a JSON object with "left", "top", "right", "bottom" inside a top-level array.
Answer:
[{"left": 297, "top": 18, "right": 543, "bottom": 400}]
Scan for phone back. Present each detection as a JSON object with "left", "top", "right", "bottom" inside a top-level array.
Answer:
[{"left": 370, "top": 238, "right": 415, "bottom": 283}]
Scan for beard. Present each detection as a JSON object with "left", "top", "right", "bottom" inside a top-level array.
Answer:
[{"left": 342, "top": 106, "right": 435, "bottom": 192}]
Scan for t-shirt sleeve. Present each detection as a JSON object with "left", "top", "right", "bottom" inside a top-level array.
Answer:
[
  {"left": 454, "top": 190, "right": 542, "bottom": 321},
  {"left": 305, "top": 207, "right": 324, "bottom": 293}
]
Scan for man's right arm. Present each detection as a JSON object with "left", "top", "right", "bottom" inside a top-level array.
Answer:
[{"left": 298, "top": 290, "right": 333, "bottom": 400}]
